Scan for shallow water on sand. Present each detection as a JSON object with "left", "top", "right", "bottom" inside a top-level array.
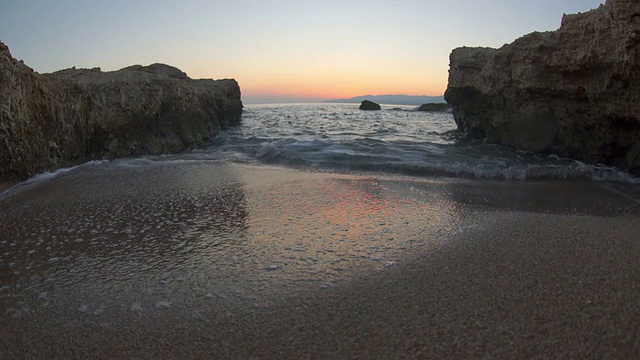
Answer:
[
  {"left": 2, "top": 164, "right": 638, "bottom": 309},
  {"left": 1, "top": 163, "right": 639, "bottom": 357},
  {"left": 0, "top": 164, "right": 461, "bottom": 318}
]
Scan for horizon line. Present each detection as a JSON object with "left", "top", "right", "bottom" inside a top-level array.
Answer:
[{"left": 243, "top": 93, "right": 446, "bottom": 105}]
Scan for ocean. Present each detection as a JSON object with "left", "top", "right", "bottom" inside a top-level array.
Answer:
[
  {"left": 165, "top": 103, "right": 637, "bottom": 182},
  {"left": 5, "top": 103, "right": 638, "bottom": 189}
]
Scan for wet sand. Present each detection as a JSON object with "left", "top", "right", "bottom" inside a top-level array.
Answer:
[
  {"left": 1, "top": 162, "right": 639, "bottom": 358},
  {"left": 0, "top": 182, "right": 14, "bottom": 194}
]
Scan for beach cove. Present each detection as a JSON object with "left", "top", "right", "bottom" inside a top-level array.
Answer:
[
  {"left": 2, "top": 0, "right": 640, "bottom": 357},
  {"left": 1, "top": 162, "right": 639, "bottom": 358}
]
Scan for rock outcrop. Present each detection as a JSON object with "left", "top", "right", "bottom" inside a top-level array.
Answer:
[
  {"left": 0, "top": 41, "right": 243, "bottom": 182},
  {"left": 417, "top": 103, "right": 451, "bottom": 112},
  {"left": 445, "top": 0, "right": 640, "bottom": 175},
  {"left": 359, "top": 100, "right": 381, "bottom": 111}
]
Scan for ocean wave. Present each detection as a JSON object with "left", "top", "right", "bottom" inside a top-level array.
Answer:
[
  {"left": 205, "top": 138, "right": 639, "bottom": 183},
  {"left": 204, "top": 103, "right": 640, "bottom": 183},
  {"left": 5, "top": 104, "right": 638, "bottom": 188}
]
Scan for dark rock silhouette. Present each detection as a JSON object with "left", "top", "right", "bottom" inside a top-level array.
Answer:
[
  {"left": 417, "top": 103, "right": 451, "bottom": 112},
  {"left": 359, "top": 100, "right": 381, "bottom": 111}
]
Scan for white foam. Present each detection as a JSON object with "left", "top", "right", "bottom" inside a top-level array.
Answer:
[
  {"left": 153, "top": 300, "right": 171, "bottom": 310},
  {"left": 111, "top": 157, "right": 156, "bottom": 168},
  {"left": 27, "top": 160, "right": 107, "bottom": 184},
  {"left": 1, "top": 160, "right": 108, "bottom": 197},
  {"left": 93, "top": 306, "right": 105, "bottom": 316}
]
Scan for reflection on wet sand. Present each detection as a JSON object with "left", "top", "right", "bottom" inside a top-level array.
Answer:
[
  {"left": 0, "top": 163, "right": 463, "bottom": 319},
  {"left": 1, "top": 162, "right": 639, "bottom": 357},
  {"left": 238, "top": 175, "right": 462, "bottom": 286}
]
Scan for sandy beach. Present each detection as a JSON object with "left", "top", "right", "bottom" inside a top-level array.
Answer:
[{"left": 1, "top": 163, "right": 639, "bottom": 358}]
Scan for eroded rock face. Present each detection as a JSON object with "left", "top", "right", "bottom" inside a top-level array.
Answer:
[
  {"left": 0, "top": 42, "right": 243, "bottom": 181},
  {"left": 445, "top": 0, "right": 640, "bottom": 175}
]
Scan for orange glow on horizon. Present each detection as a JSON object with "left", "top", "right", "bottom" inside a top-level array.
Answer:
[
  {"left": 190, "top": 51, "right": 450, "bottom": 101},
  {"left": 240, "top": 78, "right": 448, "bottom": 101}
]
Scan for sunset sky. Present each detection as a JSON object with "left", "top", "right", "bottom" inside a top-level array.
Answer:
[{"left": 1, "top": 0, "right": 603, "bottom": 103}]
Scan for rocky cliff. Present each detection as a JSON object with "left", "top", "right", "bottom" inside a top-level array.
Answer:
[
  {"left": 445, "top": 0, "right": 640, "bottom": 175},
  {"left": 0, "top": 41, "right": 242, "bottom": 182}
]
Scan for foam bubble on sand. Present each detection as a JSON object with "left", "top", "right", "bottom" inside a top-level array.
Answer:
[
  {"left": 93, "top": 305, "right": 105, "bottom": 316},
  {"left": 130, "top": 303, "right": 143, "bottom": 313},
  {"left": 154, "top": 300, "right": 171, "bottom": 310}
]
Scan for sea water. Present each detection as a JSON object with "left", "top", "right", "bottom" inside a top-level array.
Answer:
[
  {"left": 4, "top": 103, "right": 637, "bottom": 191},
  {"left": 162, "top": 103, "right": 637, "bottom": 182}
]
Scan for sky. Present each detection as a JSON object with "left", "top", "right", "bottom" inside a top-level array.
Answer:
[{"left": 0, "top": 0, "right": 604, "bottom": 104}]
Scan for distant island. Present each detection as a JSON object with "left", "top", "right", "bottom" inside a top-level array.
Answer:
[{"left": 325, "top": 94, "right": 445, "bottom": 106}]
